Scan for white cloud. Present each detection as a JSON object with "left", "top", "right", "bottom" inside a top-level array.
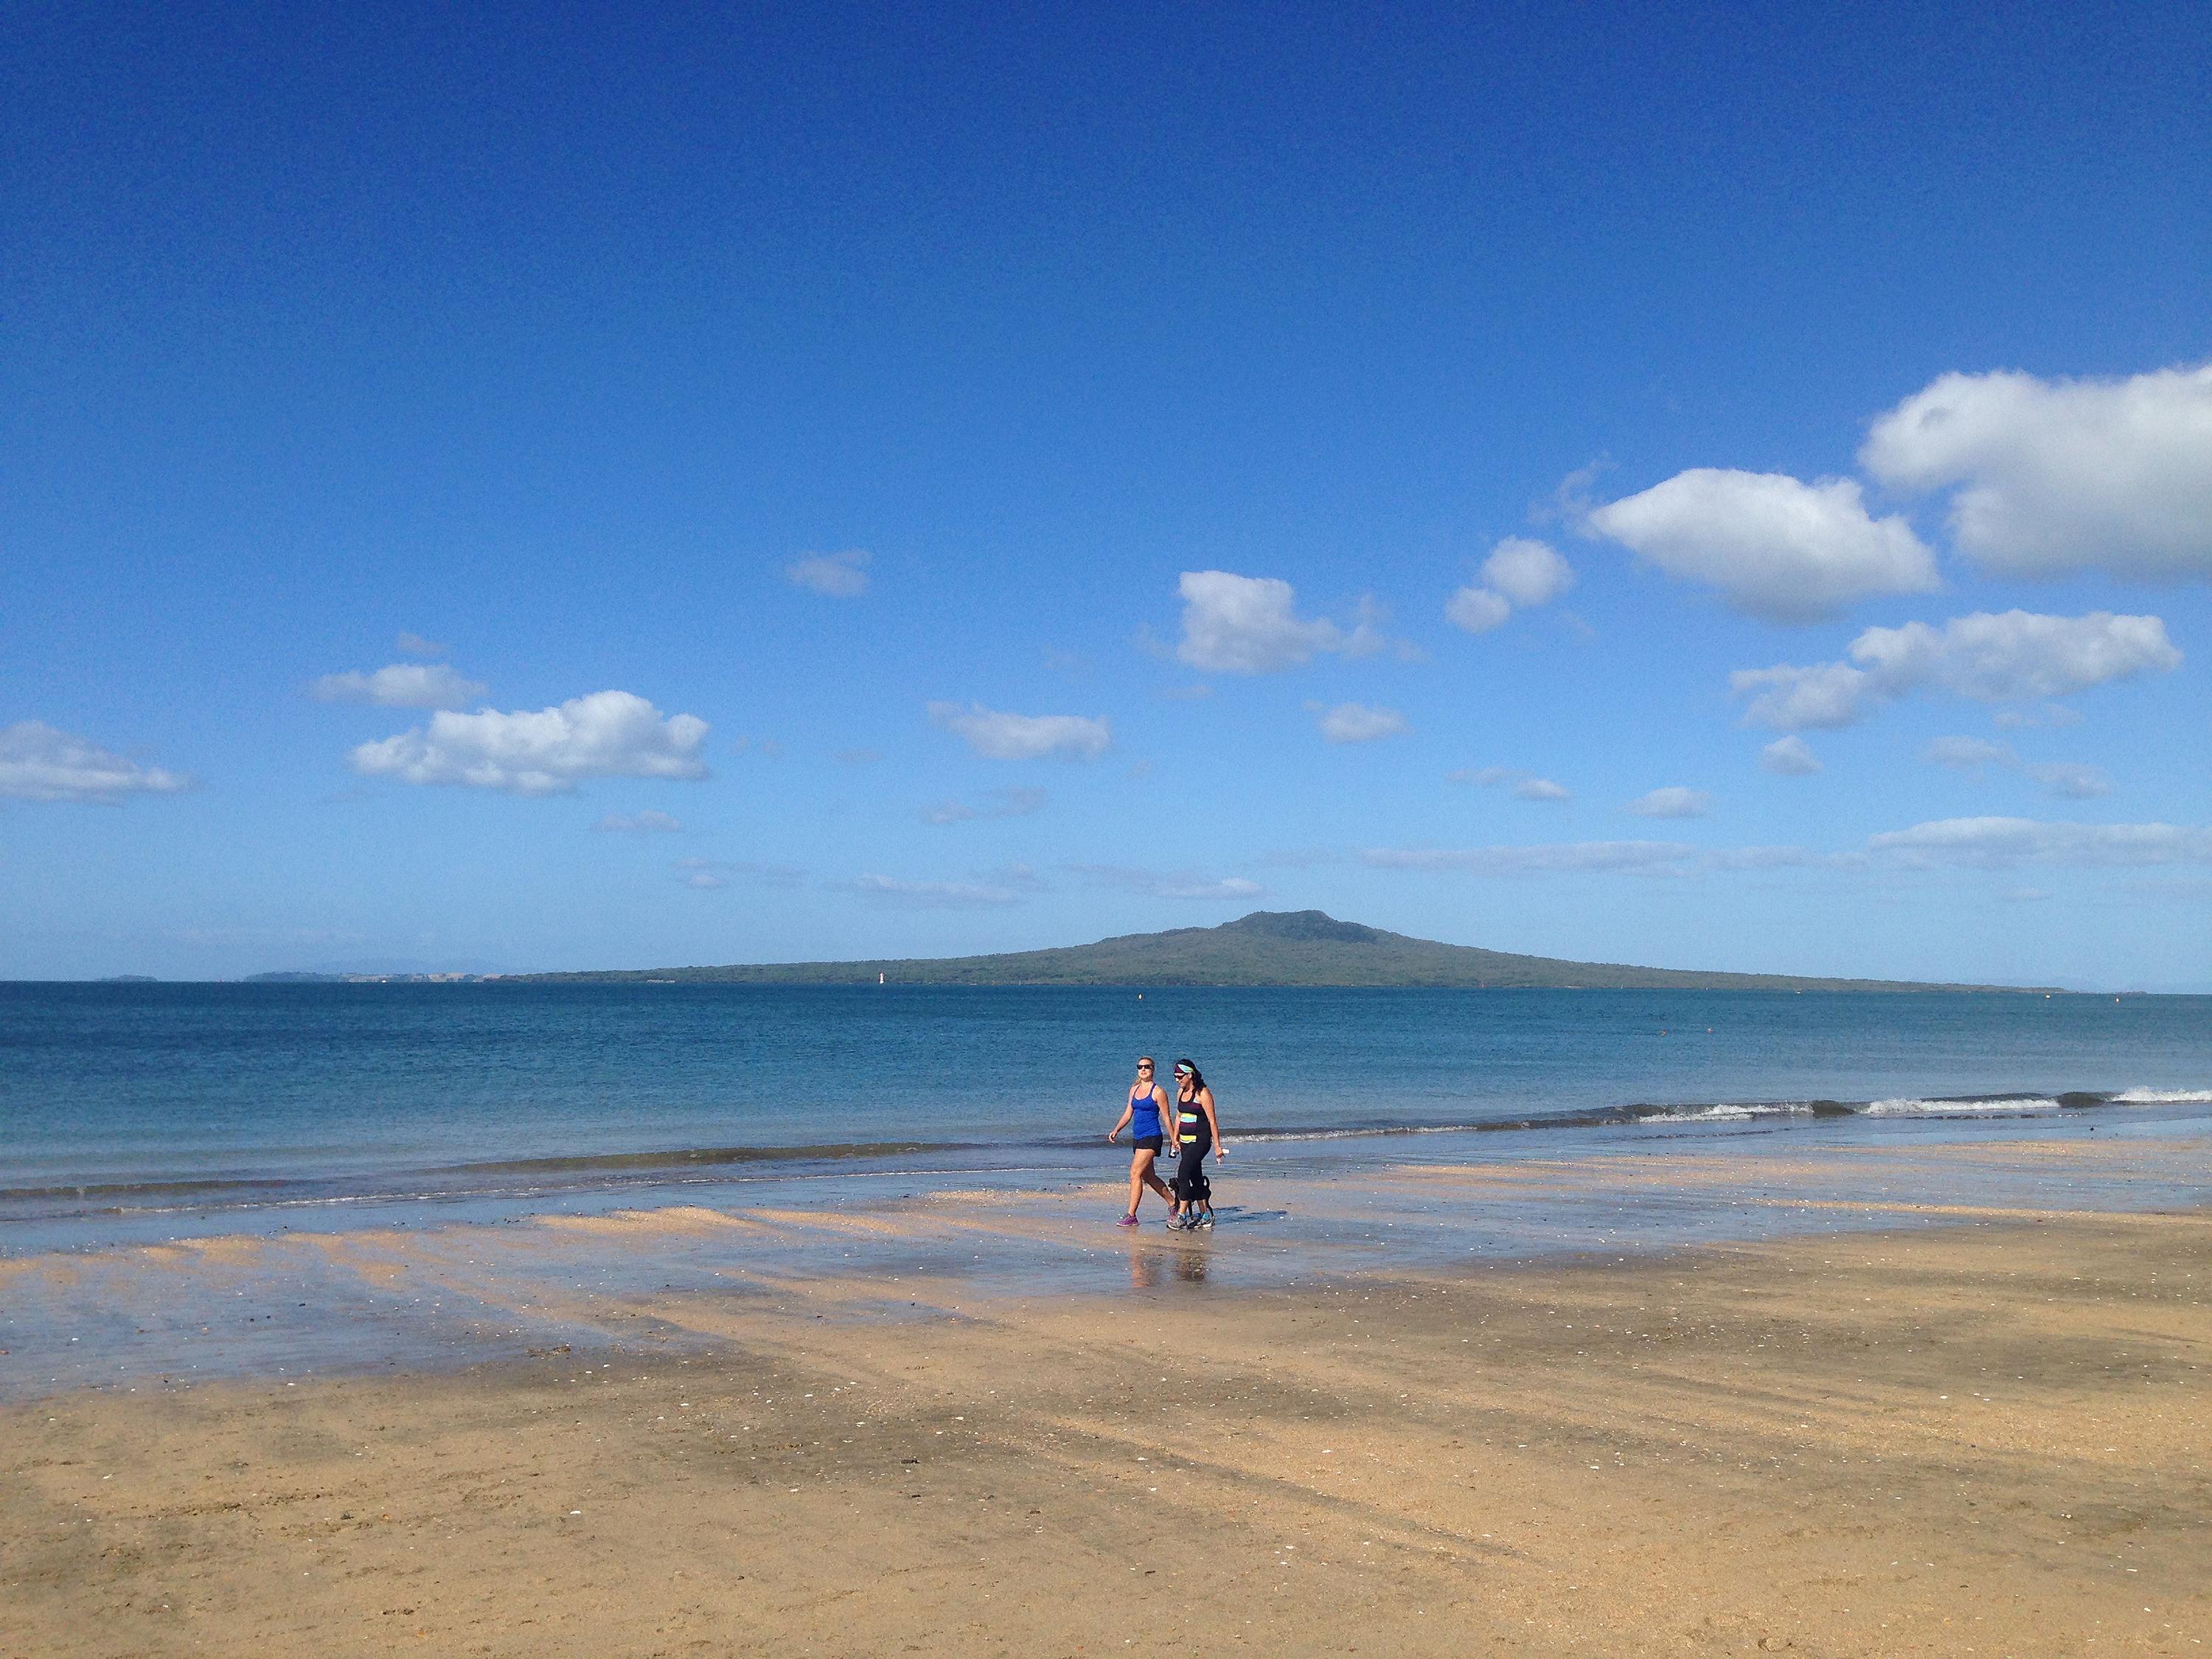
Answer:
[
  {"left": 1921, "top": 739, "right": 2113, "bottom": 799},
  {"left": 841, "top": 869, "right": 1040, "bottom": 908},
  {"left": 1445, "top": 538, "right": 1573, "bottom": 636},
  {"left": 1760, "top": 736, "right": 1822, "bottom": 776},
  {"left": 1451, "top": 766, "right": 1571, "bottom": 801},
  {"left": 1587, "top": 469, "right": 1938, "bottom": 622},
  {"left": 1732, "top": 610, "right": 2181, "bottom": 731},
  {"left": 349, "top": 691, "right": 710, "bottom": 795},
  {"left": 1363, "top": 841, "right": 1821, "bottom": 877},
  {"left": 1922, "top": 736, "right": 2016, "bottom": 773},
  {"left": 1068, "top": 865, "right": 1265, "bottom": 901},
  {"left": 1625, "top": 786, "right": 1713, "bottom": 818},
  {"left": 2025, "top": 762, "right": 2112, "bottom": 800},
  {"left": 395, "top": 632, "right": 448, "bottom": 658},
  {"left": 1861, "top": 364, "right": 2212, "bottom": 579},
  {"left": 1175, "top": 571, "right": 1378, "bottom": 672},
  {"left": 926, "top": 702, "right": 1110, "bottom": 760},
  {"left": 310, "top": 663, "right": 488, "bottom": 710},
  {"left": 786, "top": 549, "right": 871, "bottom": 597},
  {"left": 679, "top": 858, "right": 804, "bottom": 886},
  {"left": 1444, "top": 585, "right": 1512, "bottom": 634},
  {"left": 1310, "top": 701, "right": 1408, "bottom": 744},
  {"left": 1482, "top": 538, "right": 1576, "bottom": 607},
  {"left": 1867, "top": 818, "right": 2212, "bottom": 869},
  {"left": 593, "top": 810, "right": 685, "bottom": 833},
  {"left": 1992, "top": 703, "right": 2084, "bottom": 731},
  {"left": 919, "top": 787, "right": 1050, "bottom": 824},
  {"left": 0, "top": 722, "right": 193, "bottom": 802}
]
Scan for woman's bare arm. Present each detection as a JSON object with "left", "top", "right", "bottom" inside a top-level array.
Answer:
[
  {"left": 1107, "top": 1099, "right": 1133, "bottom": 1142},
  {"left": 1199, "top": 1087, "right": 1225, "bottom": 1158}
]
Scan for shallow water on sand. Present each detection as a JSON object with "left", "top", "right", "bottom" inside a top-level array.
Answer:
[{"left": 5, "top": 982, "right": 2210, "bottom": 1252}]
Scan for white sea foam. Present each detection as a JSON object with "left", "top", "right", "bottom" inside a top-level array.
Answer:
[
  {"left": 2111, "top": 1088, "right": 2212, "bottom": 1104},
  {"left": 1637, "top": 1102, "right": 1812, "bottom": 1123},
  {"left": 1863, "top": 1096, "right": 2059, "bottom": 1116}
]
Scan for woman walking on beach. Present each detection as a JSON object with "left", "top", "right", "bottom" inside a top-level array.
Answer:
[
  {"left": 1107, "top": 1055, "right": 1175, "bottom": 1227},
  {"left": 1168, "top": 1060, "right": 1224, "bottom": 1230}
]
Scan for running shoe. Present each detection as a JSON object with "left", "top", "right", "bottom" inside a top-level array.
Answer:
[
  {"left": 1117, "top": 1213, "right": 1139, "bottom": 1228},
  {"left": 1197, "top": 1209, "right": 1215, "bottom": 1229}
]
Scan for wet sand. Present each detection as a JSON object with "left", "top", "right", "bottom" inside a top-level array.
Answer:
[{"left": 5, "top": 1188, "right": 2208, "bottom": 1655}]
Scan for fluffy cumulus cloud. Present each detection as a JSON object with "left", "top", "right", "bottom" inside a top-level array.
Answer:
[
  {"left": 1759, "top": 736, "right": 1822, "bottom": 776},
  {"left": 1450, "top": 766, "right": 1571, "bottom": 801},
  {"left": 1868, "top": 818, "right": 2212, "bottom": 869},
  {"left": 919, "top": 787, "right": 1049, "bottom": 824},
  {"left": 1587, "top": 470, "right": 1938, "bottom": 623},
  {"left": 785, "top": 549, "right": 871, "bottom": 597},
  {"left": 1625, "top": 786, "right": 1713, "bottom": 818},
  {"left": 1731, "top": 610, "right": 2180, "bottom": 731},
  {"left": 349, "top": 691, "right": 710, "bottom": 795},
  {"left": 926, "top": 702, "right": 1110, "bottom": 760},
  {"left": 1175, "top": 571, "right": 1391, "bottom": 672},
  {"left": 0, "top": 722, "right": 193, "bottom": 802},
  {"left": 1067, "top": 865, "right": 1265, "bottom": 901},
  {"left": 1445, "top": 538, "right": 1575, "bottom": 635},
  {"left": 1861, "top": 364, "right": 2212, "bottom": 578},
  {"left": 310, "top": 663, "right": 489, "bottom": 710},
  {"left": 1310, "top": 701, "right": 1408, "bottom": 744}
]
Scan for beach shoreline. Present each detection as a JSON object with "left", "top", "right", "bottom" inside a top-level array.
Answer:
[{"left": 4, "top": 1142, "right": 2208, "bottom": 1657}]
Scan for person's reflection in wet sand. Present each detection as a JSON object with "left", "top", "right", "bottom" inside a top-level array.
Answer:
[
  {"left": 1126, "top": 1240, "right": 1164, "bottom": 1290},
  {"left": 1172, "top": 1242, "right": 1208, "bottom": 1284}
]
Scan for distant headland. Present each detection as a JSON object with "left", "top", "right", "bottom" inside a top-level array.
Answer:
[{"left": 503, "top": 910, "right": 2057, "bottom": 992}]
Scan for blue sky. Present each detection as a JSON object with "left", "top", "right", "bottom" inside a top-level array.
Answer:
[{"left": 5, "top": 1, "right": 2210, "bottom": 988}]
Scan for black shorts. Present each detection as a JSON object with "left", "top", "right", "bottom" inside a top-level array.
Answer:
[{"left": 1133, "top": 1134, "right": 1164, "bottom": 1152}]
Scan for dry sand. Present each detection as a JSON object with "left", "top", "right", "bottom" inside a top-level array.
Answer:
[{"left": 4, "top": 1208, "right": 2208, "bottom": 1657}]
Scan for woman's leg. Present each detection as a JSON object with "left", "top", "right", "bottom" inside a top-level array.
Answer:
[
  {"left": 1142, "top": 1151, "right": 1175, "bottom": 1208},
  {"left": 1126, "top": 1149, "right": 1147, "bottom": 1216}
]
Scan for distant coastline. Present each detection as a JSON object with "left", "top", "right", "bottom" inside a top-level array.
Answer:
[{"left": 501, "top": 909, "right": 2065, "bottom": 993}]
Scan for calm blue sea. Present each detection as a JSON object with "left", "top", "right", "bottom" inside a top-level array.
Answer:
[{"left": 4, "top": 982, "right": 2210, "bottom": 1250}]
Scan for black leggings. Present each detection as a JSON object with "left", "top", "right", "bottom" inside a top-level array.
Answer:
[{"left": 1173, "top": 1141, "right": 1211, "bottom": 1207}]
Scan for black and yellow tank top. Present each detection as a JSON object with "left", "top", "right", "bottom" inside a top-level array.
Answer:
[{"left": 1175, "top": 1091, "right": 1210, "bottom": 1150}]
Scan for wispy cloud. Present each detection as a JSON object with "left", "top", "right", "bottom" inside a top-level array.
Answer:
[
  {"left": 1308, "top": 701, "right": 1408, "bottom": 744},
  {"left": 837, "top": 866, "right": 1043, "bottom": 908},
  {"left": 1625, "top": 787, "right": 1713, "bottom": 819},
  {"left": 0, "top": 722, "right": 194, "bottom": 803},
  {"left": 1450, "top": 766, "right": 1571, "bottom": 801},
  {"left": 1921, "top": 738, "right": 2112, "bottom": 797},
  {"left": 678, "top": 858, "right": 804, "bottom": 887},
  {"left": 1067, "top": 864, "right": 1265, "bottom": 901},
  {"left": 1363, "top": 841, "right": 1824, "bottom": 877},
  {"left": 785, "top": 549, "right": 871, "bottom": 597},
  {"left": 919, "top": 787, "right": 1050, "bottom": 824},
  {"left": 927, "top": 702, "right": 1110, "bottom": 760},
  {"left": 1759, "top": 736, "right": 1821, "bottom": 776},
  {"left": 310, "top": 663, "right": 487, "bottom": 710},
  {"left": 593, "top": 810, "right": 685, "bottom": 834},
  {"left": 395, "top": 632, "right": 448, "bottom": 658},
  {"left": 1867, "top": 818, "right": 2212, "bottom": 869}
]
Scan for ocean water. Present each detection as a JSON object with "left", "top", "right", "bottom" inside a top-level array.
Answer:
[{"left": 4, "top": 981, "right": 2210, "bottom": 1251}]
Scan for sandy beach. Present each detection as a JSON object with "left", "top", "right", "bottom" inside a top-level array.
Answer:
[{"left": 5, "top": 1144, "right": 2208, "bottom": 1658}]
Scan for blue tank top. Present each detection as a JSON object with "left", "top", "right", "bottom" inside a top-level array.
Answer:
[{"left": 1129, "top": 1087, "right": 1164, "bottom": 1138}]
